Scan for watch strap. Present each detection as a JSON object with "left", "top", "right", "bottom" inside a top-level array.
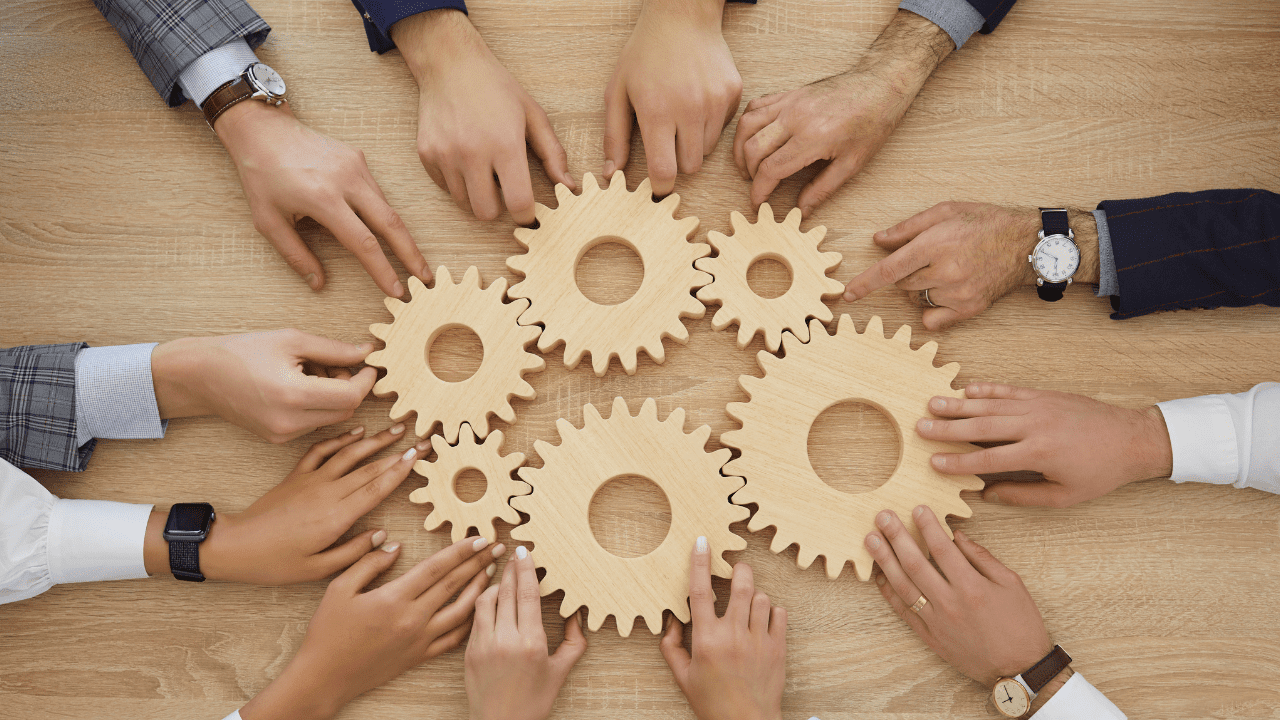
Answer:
[
  {"left": 1039, "top": 207, "right": 1070, "bottom": 237},
  {"left": 1037, "top": 282, "right": 1067, "bottom": 302},
  {"left": 168, "top": 539, "right": 206, "bottom": 582},
  {"left": 201, "top": 76, "right": 254, "bottom": 127},
  {"left": 1020, "top": 645, "right": 1073, "bottom": 693}
]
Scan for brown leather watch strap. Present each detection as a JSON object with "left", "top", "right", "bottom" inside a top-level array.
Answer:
[
  {"left": 1022, "top": 645, "right": 1073, "bottom": 693},
  {"left": 201, "top": 76, "right": 253, "bottom": 127}
]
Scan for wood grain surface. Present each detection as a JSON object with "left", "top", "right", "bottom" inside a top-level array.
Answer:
[{"left": 1, "top": 0, "right": 1278, "bottom": 718}]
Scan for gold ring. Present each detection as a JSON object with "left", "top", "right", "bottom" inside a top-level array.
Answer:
[
  {"left": 922, "top": 289, "right": 938, "bottom": 308},
  {"left": 910, "top": 595, "right": 929, "bottom": 613}
]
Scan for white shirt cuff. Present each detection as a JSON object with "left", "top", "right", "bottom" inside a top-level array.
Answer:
[
  {"left": 1157, "top": 395, "right": 1239, "bottom": 485},
  {"left": 1030, "top": 672, "right": 1126, "bottom": 720},
  {"left": 221, "top": 711, "right": 243, "bottom": 720},
  {"left": 47, "top": 498, "right": 153, "bottom": 585},
  {"left": 74, "top": 343, "right": 167, "bottom": 446},
  {"left": 176, "top": 38, "right": 259, "bottom": 107}
]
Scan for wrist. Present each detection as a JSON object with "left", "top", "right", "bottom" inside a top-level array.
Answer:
[
  {"left": 241, "top": 655, "right": 343, "bottom": 720},
  {"left": 858, "top": 9, "right": 954, "bottom": 93},
  {"left": 151, "top": 337, "right": 213, "bottom": 419},
  {"left": 193, "top": 511, "right": 239, "bottom": 582},
  {"left": 391, "top": 9, "right": 485, "bottom": 84},
  {"left": 639, "top": 0, "right": 726, "bottom": 33},
  {"left": 1067, "top": 208, "right": 1100, "bottom": 284},
  {"left": 213, "top": 98, "right": 295, "bottom": 154},
  {"left": 1136, "top": 406, "right": 1175, "bottom": 480}
]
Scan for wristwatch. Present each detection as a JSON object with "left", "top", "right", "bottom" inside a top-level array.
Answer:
[
  {"left": 1028, "top": 208, "right": 1080, "bottom": 302},
  {"left": 163, "top": 503, "right": 216, "bottom": 582},
  {"left": 992, "top": 645, "right": 1073, "bottom": 718},
  {"left": 201, "top": 62, "right": 287, "bottom": 128}
]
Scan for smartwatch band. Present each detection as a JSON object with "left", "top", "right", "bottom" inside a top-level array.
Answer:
[
  {"left": 1036, "top": 208, "right": 1071, "bottom": 302},
  {"left": 1019, "top": 645, "right": 1073, "bottom": 694},
  {"left": 169, "top": 540, "right": 205, "bottom": 582}
]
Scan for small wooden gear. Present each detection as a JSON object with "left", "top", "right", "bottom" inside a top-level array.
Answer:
[
  {"left": 409, "top": 424, "right": 530, "bottom": 543},
  {"left": 506, "top": 171, "right": 710, "bottom": 376},
  {"left": 510, "top": 397, "right": 748, "bottom": 637},
  {"left": 366, "top": 266, "right": 544, "bottom": 443},
  {"left": 722, "top": 315, "right": 983, "bottom": 581},
  {"left": 696, "top": 203, "right": 844, "bottom": 352}
]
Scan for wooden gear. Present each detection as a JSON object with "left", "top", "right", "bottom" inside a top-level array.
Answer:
[
  {"left": 366, "top": 266, "right": 544, "bottom": 443},
  {"left": 409, "top": 424, "right": 530, "bottom": 543},
  {"left": 510, "top": 397, "right": 748, "bottom": 637},
  {"left": 695, "top": 203, "right": 844, "bottom": 352},
  {"left": 507, "top": 171, "right": 710, "bottom": 376},
  {"left": 722, "top": 315, "right": 983, "bottom": 581}
]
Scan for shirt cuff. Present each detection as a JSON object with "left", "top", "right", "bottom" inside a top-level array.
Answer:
[
  {"left": 47, "top": 499, "right": 153, "bottom": 585},
  {"left": 74, "top": 344, "right": 167, "bottom": 447},
  {"left": 1094, "top": 209, "right": 1120, "bottom": 297},
  {"left": 1157, "top": 395, "right": 1239, "bottom": 485},
  {"left": 1030, "top": 673, "right": 1126, "bottom": 720},
  {"left": 176, "top": 38, "right": 260, "bottom": 108},
  {"left": 898, "top": 0, "right": 985, "bottom": 49},
  {"left": 221, "top": 711, "right": 243, "bottom": 720}
]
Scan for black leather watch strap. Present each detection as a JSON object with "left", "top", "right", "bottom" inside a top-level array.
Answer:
[
  {"left": 169, "top": 540, "right": 205, "bottom": 582},
  {"left": 1036, "top": 208, "right": 1071, "bottom": 302},
  {"left": 1022, "top": 645, "right": 1073, "bottom": 693}
]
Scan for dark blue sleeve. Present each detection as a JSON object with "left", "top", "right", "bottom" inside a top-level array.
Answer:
[
  {"left": 351, "top": 0, "right": 468, "bottom": 54},
  {"left": 1101, "top": 189, "right": 1280, "bottom": 319},
  {"left": 963, "top": 0, "right": 1016, "bottom": 34}
]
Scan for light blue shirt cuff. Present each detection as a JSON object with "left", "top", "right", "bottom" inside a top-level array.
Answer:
[
  {"left": 1093, "top": 209, "right": 1119, "bottom": 297},
  {"left": 73, "top": 344, "right": 167, "bottom": 446},
  {"left": 176, "top": 38, "right": 259, "bottom": 107},
  {"left": 898, "top": 0, "right": 985, "bottom": 49}
]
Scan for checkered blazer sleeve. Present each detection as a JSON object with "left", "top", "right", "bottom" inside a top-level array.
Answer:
[
  {"left": 92, "top": 0, "right": 271, "bottom": 107},
  {"left": 0, "top": 344, "right": 97, "bottom": 472}
]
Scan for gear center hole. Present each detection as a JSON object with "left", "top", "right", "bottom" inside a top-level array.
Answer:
[
  {"left": 588, "top": 474, "right": 671, "bottom": 558},
  {"left": 453, "top": 467, "right": 488, "bottom": 504},
  {"left": 575, "top": 238, "right": 645, "bottom": 306},
  {"left": 808, "top": 401, "right": 901, "bottom": 494},
  {"left": 746, "top": 255, "right": 793, "bottom": 299},
  {"left": 426, "top": 325, "right": 484, "bottom": 383}
]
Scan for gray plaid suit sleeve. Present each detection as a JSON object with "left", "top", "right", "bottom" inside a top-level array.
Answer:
[
  {"left": 0, "top": 344, "right": 97, "bottom": 472},
  {"left": 93, "top": 0, "right": 271, "bottom": 107}
]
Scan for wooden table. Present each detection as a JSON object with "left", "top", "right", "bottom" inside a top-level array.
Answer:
[{"left": 2, "top": 0, "right": 1277, "bottom": 717}]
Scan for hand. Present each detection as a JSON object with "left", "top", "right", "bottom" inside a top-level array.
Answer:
[
  {"left": 214, "top": 100, "right": 430, "bottom": 296},
  {"left": 918, "top": 383, "right": 1174, "bottom": 508},
  {"left": 465, "top": 546, "right": 588, "bottom": 720},
  {"left": 865, "top": 506, "right": 1051, "bottom": 686},
  {"left": 604, "top": 0, "right": 742, "bottom": 196},
  {"left": 151, "top": 329, "right": 377, "bottom": 443},
  {"left": 843, "top": 203, "right": 1100, "bottom": 330},
  {"left": 392, "top": 10, "right": 574, "bottom": 225},
  {"left": 733, "top": 10, "right": 953, "bottom": 216},
  {"left": 239, "top": 536, "right": 503, "bottom": 720},
  {"left": 660, "top": 537, "right": 785, "bottom": 720},
  {"left": 144, "top": 424, "right": 429, "bottom": 584}
]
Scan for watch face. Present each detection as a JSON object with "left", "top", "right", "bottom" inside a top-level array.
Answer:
[
  {"left": 248, "top": 63, "right": 286, "bottom": 97},
  {"left": 1033, "top": 235, "right": 1079, "bottom": 283},
  {"left": 165, "top": 503, "right": 215, "bottom": 537},
  {"left": 993, "top": 679, "right": 1031, "bottom": 717}
]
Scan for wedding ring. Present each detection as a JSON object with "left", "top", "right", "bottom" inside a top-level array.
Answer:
[
  {"left": 923, "top": 288, "right": 938, "bottom": 308},
  {"left": 910, "top": 595, "right": 929, "bottom": 613}
]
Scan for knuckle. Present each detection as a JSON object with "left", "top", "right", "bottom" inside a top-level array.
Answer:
[
  {"left": 381, "top": 206, "right": 406, "bottom": 232},
  {"left": 354, "top": 233, "right": 381, "bottom": 254}
]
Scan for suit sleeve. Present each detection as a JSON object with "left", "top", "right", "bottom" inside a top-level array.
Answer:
[
  {"left": 92, "top": 0, "right": 271, "bottom": 106},
  {"left": 0, "top": 344, "right": 95, "bottom": 472},
  {"left": 1099, "top": 189, "right": 1280, "bottom": 319},
  {"left": 958, "top": 0, "right": 1017, "bottom": 34}
]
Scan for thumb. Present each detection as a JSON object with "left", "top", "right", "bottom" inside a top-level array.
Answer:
[
  {"left": 292, "top": 332, "right": 373, "bottom": 368},
  {"left": 328, "top": 541, "right": 400, "bottom": 597},
  {"left": 796, "top": 154, "right": 861, "bottom": 218},
  {"left": 921, "top": 306, "right": 965, "bottom": 331},
  {"left": 659, "top": 615, "right": 691, "bottom": 686},
  {"left": 550, "top": 611, "right": 588, "bottom": 680},
  {"left": 984, "top": 481, "right": 1066, "bottom": 508},
  {"left": 526, "top": 102, "right": 576, "bottom": 191},
  {"left": 602, "top": 80, "right": 633, "bottom": 178}
]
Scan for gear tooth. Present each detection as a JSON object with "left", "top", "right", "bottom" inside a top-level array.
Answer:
[
  {"left": 533, "top": 202, "right": 553, "bottom": 222},
  {"left": 689, "top": 423, "right": 711, "bottom": 448},
  {"left": 387, "top": 395, "right": 411, "bottom": 419},
  {"left": 770, "top": 530, "right": 792, "bottom": 554},
  {"left": 581, "top": 402, "right": 603, "bottom": 427},
  {"left": 461, "top": 265, "right": 482, "bottom": 288},
  {"left": 559, "top": 593, "right": 581, "bottom": 618},
  {"left": 657, "top": 192, "right": 682, "bottom": 215},
  {"left": 586, "top": 608, "right": 607, "bottom": 632},
  {"left": 824, "top": 555, "right": 846, "bottom": 579},
  {"left": 667, "top": 321, "right": 691, "bottom": 343},
  {"left": 638, "top": 397, "right": 658, "bottom": 421},
  {"left": 408, "top": 486, "right": 429, "bottom": 504},
  {"left": 434, "top": 266, "right": 454, "bottom": 287},
  {"left": 607, "top": 170, "right": 626, "bottom": 190},
  {"left": 682, "top": 293, "right": 708, "bottom": 317},
  {"left": 693, "top": 256, "right": 716, "bottom": 275},
  {"left": 939, "top": 362, "right": 961, "bottom": 383},
  {"left": 487, "top": 275, "right": 510, "bottom": 298},
  {"left": 917, "top": 340, "right": 939, "bottom": 363},
  {"left": 496, "top": 402, "right": 517, "bottom": 424},
  {"left": 449, "top": 522, "right": 469, "bottom": 544},
  {"left": 643, "top": 612, "right": 664, "bottom": 635},
  {"left": 591, "top": 351, "right": 613, "bottom": 376},
  {"left": 457, "top": 424, "right": 477, "bottom": 446},
  {"left": 763, "top": 326, "right": 782, "bottom": 353},
  {"left": 507, "top": 253, "right": 529, "bottom": 276},
  {"left": 784, "top": 206, "right": 802, "bottom": 228},
  {"left": 797, "top": 545, "right": 818, "bottom": 569},
  {"left": 705, "top": 230, "right": 728, "bottom": 252},
  {"left": 383, "top": 296, "right": 404, "bottom": 315},
  {"left": 790, "top": 318, "right": 812, "bottom": 343},
  {"left": 678, "top": 215, "right": 700, "bottom": 239},
  {"left": 734, "top": 322, "right": 755, "bottom": 349},
  {"left": 616, "top": 614, "right": 637, "bottom": 638},
  {"left": 513, "top": 379, "right": 536, "bottom": 401},
  {"left": 554, "top": 183, "right": 575, "bottom": 204},
  {"left": 620, "top": 349, "right": 639, "bottom": 374},
  {"left": 834, "top": 314, "right": 854, "bottom": 336},
  {"left": 720, "top": 423, "right": 743, "bottom": 447},
  {"left": 408, "top": 274, "right": 431, "bottom": 296},
  {"left": 809, "top": 224, "right": 828, "bottom": 243},
  {"left": 556, "top": 417, "right": 578, "bottom": 438},
  {"left": 729, "top": 210, "right": 750, "bottom": 233},
  {"left": 864, "top": 315, "right": 884, "bottom": 338},
  {"left": 634, "top": 175, "right": 652, "bottom": 197},
  {"left": 663, "top": 404, "right": 684, "bottom": 428},
  {"left": 642, "top": 341, "right": 666, "bottom": 365},
  {"left": 513, "top": 227, "right": 535, "bottom": 247},
  {"left": 369, "top": 323, "right": 391, "bottom": 341},
  {"left": 893, "top": 324, "right": 912, "bottom": 345},
  {"left": 364, "top": 349, "right": 387, "bottom": 369},
  {"left": 757, "top": 203, "right": 775, "bottom": 224}
]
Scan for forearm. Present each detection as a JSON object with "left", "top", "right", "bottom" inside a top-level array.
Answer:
[
  {"left": 150, "top": 337, "right": 213, "bottom": 419},
  {"left": 855, "top": 9, "right": 955, "bottom": 95},
  {"left": 391, "top": 9, "right": 485, "bottom": 84},
  {"left": 641, "top": 0, "right": 726, "bottom": 27},
  {"left": 240, "top": 650, "right": 345, "bottom": 720}
]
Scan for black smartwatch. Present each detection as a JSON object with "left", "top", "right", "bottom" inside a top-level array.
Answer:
[
  {"left": 163, "top": 503, "right": 216, "bottom": 582},
  {"left": 1028, "top": 208, "right": 1081, "bottom": 302}
]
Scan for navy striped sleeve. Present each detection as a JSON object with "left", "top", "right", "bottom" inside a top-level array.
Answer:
[{"left": 961, "top": 0, "right": 1017, "bottom": 34}]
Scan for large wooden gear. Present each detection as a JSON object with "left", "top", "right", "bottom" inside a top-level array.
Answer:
[
  {"left": 409, "top": 424, "right": 529, "bottom": 543},
  {"left": 722, "top": 315, "right": 983, "bottom": 581},
  {"left": 510, "top": 397, "right": 748, "bottom": 637},
  {"left": 366, "top": 266, "right": 544, "bottom": 443},
  {"left": 696, "top": 203, "right": 844, "bottom": 352},
  {"left": 506, "top": 171, "right": 710, "bottom": 376}
]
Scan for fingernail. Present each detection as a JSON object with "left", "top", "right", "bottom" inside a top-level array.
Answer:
[
  {"left": 349, "top": 426, "right": 365, "bottom": 436},
  {"left": 392, "top": 281, "right": 405, "bottom": 297},
  {"left": 876, "top": 573, "right": 886, "bottom": 587},
  {"left": 917, "top": 419, "right": 933, "bottom": 433},
  {"left": 843, "top": 292, "right": 856, "bottom": 302},
  {"left": 875, "top": 230, "right": 888, "bottom": 240},
  {"left": 988, "top": 491, "right": 1000, "bottom": 505},
  {"left": 390, "top": 424, "right": 405, "bottom": 435},
  {"left": 799, "top": 205, "right": 812, "bottom": 217},
  {"left": 913, "top": 505, "right": 926, "bottom": 519},
  {"left": 516, "top": 546, "right": 528, "bottom": 560},
  {"left": 865, "top": 534, "right": 881, "bottom": 549},
  {"left": 930, "top": 397, "right": 947, "bottom": 411},
  {"left": 416, "top": 439, "right": 431, "bottom": 452},
  {"left": 358, "top": 342, "right": 374, "bottom": 353},
  {"left": 876, "top": 511, "right": 893, "bottom": 529},
  {"left": 602, "top": 161, "right": 615, "bottom": 177},
  {"left": 491, "top": 543, "right": 505, "bottom": 558},
  {"left": 401, "top": 447, "right": 417, "bottom": 461},
  {"left": 472, "top": 536, "right": 490, "bottom": 551},
  {"left": 382, "top": 541, "right": 400, "bottom": 553},
  {"left": 371, "top": 529, "right": 387, "bottom": 547},
  {"left": 933, "top": 455, "right": 948, "bottom": 470},
  {"left": 486, "top": 564, "right": 496, "bottom": 577},
  {"left": 695, "top": 536, "right": 708, "bottom": 554},
  {"left": 305, "top": 273, "right": 320, "bottom": 290},
  {"left": 954, "top": 530, "right": 968, "bottom": 541}
]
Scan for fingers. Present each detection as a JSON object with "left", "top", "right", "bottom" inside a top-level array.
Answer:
[
  {"left": 725, "top": 562, "right": 755, "bottom": 627},
  {"left": 494, "top": 152, "right": 537, "bottom": 226},
  {"left": 742, "top": 121, "right": 789, "bottom": 179},
  {"left": 876, "top": 572, "right": 934, "bottom": 641},
  {"left": 675, "top": 122, "right": 705, "bottom": 175},
  {"left": 351, "top": 184, "right": 431, "bottom": 286},
  {"left": 296, "top": 425, "right": 367, "bottom": 474},
  {"left": 292, "top": 372, "right": 376, "bottom": 413},
  {"left": 256, "top": 213, "right": 324, "bottom": 291},
  {"left": 921, "top": 306, "right": 965, "bottom": 332},
  {"left": 952, "top": 530, "right": 1017, "bottom": 584},
  {"left": 749, "top": 137, "right": 811, "bottom": 208},
  {"left": 463, "top": 166, "right": 503, "bottom": 222},
  {"left": 496, "top": 546, "right": 518, "bottom": 632},
  {"left": 326, "top": 423, "right": 408, "bottom": 481},
  {"left": 424, "top": 563, "right": 492, "bottom": 640},
  {"left": 639, "top": 118, "right": 678, "bottom": 197},
  {"left": 843, "top": 244, "right": 931, "bottom": 302},
  {"left": 797, "top": 154, "right": 861, "bottom": 217},
  {"left": 749, "top": 591, "right": 772, "bottom": 636},
  {"left": 513, "top": 545, "right": 543, "bottom": 632},
  {"left": 328, "top": 541, "right": 401, "bottom": 597},
  {"left": 931, "top": 444, "right": 1028, "bottom": 476},
  {"left": 687, "top": 536, "right": 716, "bottom": 626},
  {"left": 916, "top": 415, "right": 1026, "bottom": 444},
  {"left": 733, "top": 102, "right": 783, "bottom": 178},
  {"left": 526, "top": 103, "right": 576, "bottom": 191},
  {"left": 872, "top": 203, "right": 957, "bottom": 251},
  {"left": 549, "top": 612, "right": 588, "bottom": 680},
  {"left": 769, "top": 606, "right": 787, "bottom": 642},
  {"left": 473, "top": 584, "right": 499, "bottom": 637},
  {"left": 340, "top": 444, "right": 419, "bottom": 518},
  {"left": 310, "top": 528, "right": 390, "bottom": 578},
  {"left": 865, "top": 530, "right": 927, "bottom": 623},
  {"left": 423, "top": 620, "right": 472, "bottom": 659},
  {"left": 982, "top": 481, "right": 1070, "bottom": 509},
  {"left": 659, "top": 615, "right": 692, "bottom": 685},
  {"left": 965, "top": 382, "right": 1043, "bottom": 401},
  {"left": 873, "top": 509, "right": 949, "bottom": 600},
  {"left": 910, "top": 506, "right": 976, "bottom": 585},
  {"left": 318, "top": 206, "right": 404, "bottom": 298},
  {"left": 412, "top": 538, "right": 504, "bottom": 610},
  {"left": 602, "top": 81, "right": 633, "bottom": 178},
  {"left": 443, "top": 167, "right": 472, "bottom": 214},
  {"left": 927, "top": 396, "right": 1029, "bottom": 420}
]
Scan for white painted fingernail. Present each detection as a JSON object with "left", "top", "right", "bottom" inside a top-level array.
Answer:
[
  {"left": 918, "top": 419, "right": 933, "bottom": 433},
  {"left": 382, "top": 541, "right": 400, "bottom": 553},
  {"left": 371, "top": 529, "right": 387, "bottom": 547},
  {"left": 913, "top": 505, "right": 926, "bottom": 519},
  {"left": 350, "top": 426, "right": 365, "bottom": 435},
  {"left": 695, "top": 536, "right": 708, "bottom": 554},
  {"left": 472, "top": 536, "right": 490, "bottom": 551},
  {"left": 401, "top": 447, "right": 417, "bottom": 461},
  {"left": 390, "top": 424, "right": 405, "bottom": 435},
  {"left": 516, "top": 546, "right": 528, "bottom": 560},
  {"left": 486, "top": 564, "right": 496, "bottom": 577}
]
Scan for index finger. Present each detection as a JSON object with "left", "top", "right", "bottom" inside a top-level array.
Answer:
[
  {"left": 843, "top": 244, "right": 930, "bottom": 302},
  {"left": 317, "top": 205, "right": 403, "bottom": 298},
  {"left": 638, "top": 116, "right": 678, "bottom": 197},
  {"left": 495, "top": 153, "right": 537, "bottom": 227},
  {"left": 911, "top": 505, "right": 978, "bottom": 585},
  {"left": 352, "top": 184, "right": 431, "bottom": 286},
  {"left": 688, "top": 536, "right": 716, "bottom": 626},
  {"left": 295, "top": 368, "right": 376, "bottom": 411},
  {"left": 513, "top": 546, "right": 543, "bottom": 633},
  {"left": 393, "top": 535, "right": 493, "bottom": 600}
]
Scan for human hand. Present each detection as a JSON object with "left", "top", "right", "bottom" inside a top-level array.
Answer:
[
  {"left": 660, "top": 537, "right": 785, "bottom": 720},
  {"left": 214, "top": 100, "right": 430, "bottom": 296},
  {"left": 151, "top": 329, "right": 377, "bottom": 443},
  {"left": 392, "top": 10, "right": 574, "bottom": 225},
  {"left": 843, "top": 203, "right": 1100, "bottom": 330},
  {"left": 238, "top": 536, "right": 503, "bottom": 720},
  {"left": 604, "top": 0, "right": 742, "bottom": 196},
  {"left": 465, "top": 546, "right": 588, "bottom": 720},
  {"left": 865, "top": 506, "right": 1050, "bottom": 686},
  {"left": 918, "top": 383, "right": 1174, "bottom": 508}
]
